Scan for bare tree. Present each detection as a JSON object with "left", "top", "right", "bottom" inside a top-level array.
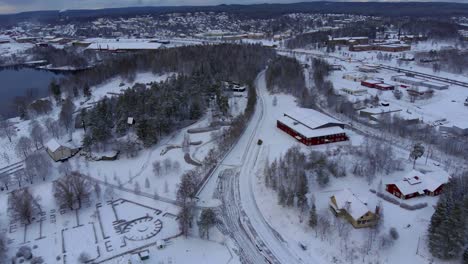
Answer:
[
  {"left": 163, "top": 158, "right": 172, "bottom": 174},
  {"left": 152, "top": 161, "right": 162, "bottom": 177},
  {"left": 24, "top": 152, "right": 51, "bottom": 182},
  {"left": 0, "top": 115, "right": 17, "bottom": 143},
  {"left": 53, "top": 172, "right": 92, "bottom": 210},
  {"left": 44, "top": 117, "right": 60, "bottom": 139},
  {"left": 182, "top": 133, "right": 190, "bottom": 154},
  {"left": 59, "top": 97, "right": 75, "bottom": 133},
  {"left": 178, "top": 204, "right": 192, "bottom": 238},
  {"left": 15, "top": 136, "right": 33, "bottom": 159},
  {"left": 198, "top": 208, "right": 216, "bottom": 239},
  {"left": 8, "top": 188, "right": 40, "bottom": 224},
  {"left": 29, "top": 120, "right": 45, "bottom": 150}
]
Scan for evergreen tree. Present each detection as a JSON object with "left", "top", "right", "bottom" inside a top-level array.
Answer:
[
  {"left": 83, "top": 84, "right": 91, "bottom": 98},
  {"left": 429, "top": 198, "right": 449, "bottom": 255},
  {"left": 296, "top": 172, "right": 309, "bottom": 208},
  {"left": 278, "top": 186, "right": 286, "bottom": 206},
  {"left": 309, "top": 203, "right": 318, "bottom": 228},
  {"left": 445, "top": 203, "right": 465, "bottom": 259},
  {"left": 463, "top": 247, "right": 468, "bottom": 264},
  {"left": 49, "top": 80, "right": 61, "bottom": 103}
]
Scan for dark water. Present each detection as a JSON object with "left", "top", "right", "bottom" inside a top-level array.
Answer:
[{"left": 0, "top": 68, "right": 62, "bottom": 118}]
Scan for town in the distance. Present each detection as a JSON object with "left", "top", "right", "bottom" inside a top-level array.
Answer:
[{"left": 0, "top": 1, "right": 466, "bottom": 264}]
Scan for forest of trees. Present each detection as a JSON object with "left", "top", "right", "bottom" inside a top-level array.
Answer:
[
  {"left": 56, "top": 44, "right": 274, "bottom": 98},
  {"left": 265, "top": 56, "right": 315, "bottom": 108},
  {"left": 285, "top": 31, "right": 330, "bottom": 49},
  {"left": 77, "top": 44, "right": 273, "bottom": 150},
  {"left": 428, "top": 172, "right": 468, "bottom": 261},
  {"left": 400, "top": 19, "right": 461, "bottom": 40}
]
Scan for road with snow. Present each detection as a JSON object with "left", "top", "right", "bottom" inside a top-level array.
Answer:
[{"left": 197, "top": 71, "right": 306, "bottom": 264}]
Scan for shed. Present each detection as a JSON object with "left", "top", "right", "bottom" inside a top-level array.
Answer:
[
  {"left": 45, "top": 139, "right": 72, "bottom": 162},
  {"left": 137, "top": 250, "right": 150, "bottom": 260}
]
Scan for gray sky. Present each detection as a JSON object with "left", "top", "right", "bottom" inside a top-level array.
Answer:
[{"left": 0, "top": 0, "right": 464, "bottom": 14}]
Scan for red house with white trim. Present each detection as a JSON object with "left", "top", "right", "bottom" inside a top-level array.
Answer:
[
  {"left": 385, "top": 170, "right": 445, "bottom": 200},
  {"left": 277, "top": 108, "right": 348, "bottom": 146}
]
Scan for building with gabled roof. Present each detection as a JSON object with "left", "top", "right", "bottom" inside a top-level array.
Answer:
[
  {"left": 329, "top": 189, "right": 379, "bottom": 228},
  {"left": 385, "top": 170, "right": 446, "bottom": 200},
  {"left": 45, "top": 139, "right": 73, "bottom": 162}
]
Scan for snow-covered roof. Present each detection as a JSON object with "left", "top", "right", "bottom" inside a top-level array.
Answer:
[
  {"left": 279, "top": 108, "right": 346, "bottom": 139},
  {"left": 331, "top": 189, "right": 371, "bottom": 220},
  {"left": 46, "top": 139, "right": 61, "bottom": 152},
  {"left": 283, "top": 108, "right": 344, "bottom": 130},
  {"left": 388, "top": 170, "right": 446, "bottom": 196},
  {"left": 362, "top": 79, "right": 382, "bottom": 84},
  {"left": 87, "top": 42, "right": 162, "bottom": 51}
]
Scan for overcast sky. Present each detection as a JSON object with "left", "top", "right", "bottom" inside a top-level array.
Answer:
[{"left": 0, "top": 0, "right": 464, "bottom": 14}]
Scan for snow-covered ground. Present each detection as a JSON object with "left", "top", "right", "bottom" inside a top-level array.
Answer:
[
  {"left": 0, "top": 70, "right": 244, "bottom": 263},
  {"left": 248, "top": 74, "right": 455, "bottom": 264}
]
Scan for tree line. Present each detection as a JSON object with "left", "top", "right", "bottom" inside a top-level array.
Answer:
[{"left": 428, "top": 172, "right": 468, "bottom": 262}]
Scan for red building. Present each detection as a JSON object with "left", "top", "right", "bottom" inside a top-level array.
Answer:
[
  {"left": 374, "top": 83, "right": 395, "bottom": 91},
  {"left": 385, "top": 170, "right": 445, "bottom": 200},
  {"left": 361, "top": 79, "right": 383, "bottom": 88},
  {"left": 277, "top": 108, "right": 348, "bottom": 146}
]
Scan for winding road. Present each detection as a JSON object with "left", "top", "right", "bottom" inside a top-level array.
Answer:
[{"left": 197, "top": 71, "right": 306, "bottom": 264}]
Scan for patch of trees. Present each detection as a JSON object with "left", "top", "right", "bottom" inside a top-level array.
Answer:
[
  {"left": 53, "top": 171, "right": 93, "bottom": 210},
  {"left": 332, "top": 21, "right": 378, "bottom": 39},
  {"left": 265, "top": 56, "right": 315, "bottom": 108},
  {"left": 28, "top": 99, "right": 53, "bottom": 116},
  {"left": 56, "top": 44, "right": 274, "bottom": 100},
  {"left": 8, "top": 188, "right": 41, "bottom": 224},
  {"left": 263, "top": 146, "right": 349, "bottom": 225},
  {"left": 80, "top": 44, "right": 272, "bottom": 150},
  {"left": 285, "top": 31, "right": 330, "bottom": 49},
  {"left": 415, "top": 49, "right": 468, "bottom": 74},
  {"left": 0, "top": 115, "right": 17, "bottom": 143},
  {"left": 264, "top": 146, "right": 309, "bottom": 209},
  {"left": 428, "top": 172, "right": 468, "bottom": 261},
  {"left": 176, "top": 170, "right": 202, "bottom": 237},
  {"left": 265, "top": 56, "right": 306, "bottom": 98},
  {"left": 351, "top": 139, "right": 403, "bottom": 184},
  {"left": 26, "top": 46, "right": 90, "bottom": 68},
  {"left": 401, "top": 18, "right": 460, "bottom": 40}
]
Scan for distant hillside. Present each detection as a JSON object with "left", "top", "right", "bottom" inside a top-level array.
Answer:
[{"left": 1, "top": 1, "right": 468, "bottom": 24}]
